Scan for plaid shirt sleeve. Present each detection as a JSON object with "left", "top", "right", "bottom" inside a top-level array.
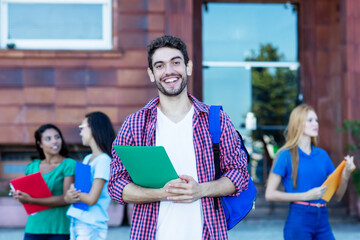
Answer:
[
  {"left": 108, "top": 115, "right": 135, "bottom": 205},
  {"left": 108, "top": 98, "right": 160, "bottom": 240},
  {"left": 191, "top": 95, "right": 249, "bottom": 239},
  {"left": 219, "top": 110, "right": 249, "bottom": 196}
]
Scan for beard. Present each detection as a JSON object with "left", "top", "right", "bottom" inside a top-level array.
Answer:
[{"left": 155, "top": 74, "right": 188, "bottom": 97}]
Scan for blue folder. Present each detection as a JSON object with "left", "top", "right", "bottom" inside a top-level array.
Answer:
[{"left": 73, "top": 161, "right": 91, "bottom": 210}]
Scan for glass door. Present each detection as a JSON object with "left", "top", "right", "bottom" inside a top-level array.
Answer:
[{"left": 202, "top": 3, "right": 299, "bottom": 183}]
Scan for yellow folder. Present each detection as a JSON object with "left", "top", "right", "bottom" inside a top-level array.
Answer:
[
  {"left": 321, "top": 160, "right": 346, "bottom": 202},
  {"left": 113, "top": 145, "right": 179, "bottom": 189}
]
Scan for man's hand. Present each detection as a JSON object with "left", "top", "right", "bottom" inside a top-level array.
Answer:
[{"left": 165, "top": 175, "right": 203, "bottom": 203}]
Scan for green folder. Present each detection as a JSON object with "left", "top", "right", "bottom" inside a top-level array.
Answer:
[{"left": 113, "top": 145, "right": 179, "bottom": 188}]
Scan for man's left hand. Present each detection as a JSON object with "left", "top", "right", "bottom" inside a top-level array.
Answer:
[{"left": 165, "top": 175, "right": 203, "bottom": 203}]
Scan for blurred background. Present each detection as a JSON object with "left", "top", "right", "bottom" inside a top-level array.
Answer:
[{"left": 0, "top": 0, "right": 359, "bottom": 228}]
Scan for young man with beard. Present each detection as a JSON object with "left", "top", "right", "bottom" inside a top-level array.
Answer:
[{"left": 108, "top": 35, "right": 249, "bottom": 240}]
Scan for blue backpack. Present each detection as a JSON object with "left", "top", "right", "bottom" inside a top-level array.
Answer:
[{"left": 209, "top": 105, "right": 257, "bottom": 230}]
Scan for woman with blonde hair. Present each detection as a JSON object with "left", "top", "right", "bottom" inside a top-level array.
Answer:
[{"left": 265, "top": 104, "right": 355, "bottom": 240}]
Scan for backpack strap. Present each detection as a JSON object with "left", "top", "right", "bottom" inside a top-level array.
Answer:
[
  {"left": 209, "top": 106, "right": 222, "bottom": 144},
  {"left": 209, "top": 105, "right": 251, "bottom": 212},
  {"left": 209, "top": 106, "right": 222, "bottom": 181},
  {"left": 209, "top": 105, "right": 222, "bottom": 210}
]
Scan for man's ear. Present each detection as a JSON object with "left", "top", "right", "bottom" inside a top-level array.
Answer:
[
  {"left": 147, "top": 68, "right": 155, "bottom": 82},
  {"left": 186, "top": 60, "right": 193, "bottom": 76}
]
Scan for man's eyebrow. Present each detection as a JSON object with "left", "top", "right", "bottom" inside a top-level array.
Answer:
[
  {"left": 153, "top": 56, "right": 183, "bottom": 66},
  {"left": 171, "top": 56, "right": 183, "bottom": 61}
]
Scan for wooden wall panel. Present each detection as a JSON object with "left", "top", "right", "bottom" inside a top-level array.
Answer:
[
  {"left": 0, "top": 0, "right": 194, "bottom": 146},
  {"left": 340, "top": 0, "right": 360, "bottom": 216},
  {"left": 341, "top": 0, "right": 360, "bottom": 136},
  {"left": 298, "top": 0, "right": 344, "bottom": 164}
]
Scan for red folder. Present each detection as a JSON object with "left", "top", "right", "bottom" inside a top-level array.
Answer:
[{"left": 10, "top": 172, "right": 53, "bottom": 215}]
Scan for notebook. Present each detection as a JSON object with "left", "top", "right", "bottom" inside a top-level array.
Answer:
[
  {"left": 113, "top": 145, "right": 178, "bottom": 188},
  {"left": 73, "top": 161, "right": 91, "bottom": 210},
  {"left": 321, "top": 160, "right": 346, "bottom": 202},
  {"left": 10, "top": 172, "right": 53, "bottom": 215}
]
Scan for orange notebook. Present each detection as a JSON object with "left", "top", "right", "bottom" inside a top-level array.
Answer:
[
  {"left": 321, "top": 160, "right": 346, "bottom": 202},
  {"left": 10, "top": 172, "right": 53, "bottom": 215}
]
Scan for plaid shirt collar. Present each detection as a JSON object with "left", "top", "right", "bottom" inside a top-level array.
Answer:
[{"left": 142, "top": 92, "right": 208, "bottom": 117}]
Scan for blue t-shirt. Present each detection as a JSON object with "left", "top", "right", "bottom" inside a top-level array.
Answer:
[
  {"left": 67, "top": 153, "right": 111, "bottom": 229},
  {"left": 272, "top": 146, "right": 335, "bottom": 203}
]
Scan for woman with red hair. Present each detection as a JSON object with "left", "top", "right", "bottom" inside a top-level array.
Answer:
[{"left": 265, "top": 104, "right": 355, "bottom": 240}]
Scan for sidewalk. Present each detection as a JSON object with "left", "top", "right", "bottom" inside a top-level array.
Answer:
[{"left": 1, "top": 218, "right": 359, "bottom": 240}]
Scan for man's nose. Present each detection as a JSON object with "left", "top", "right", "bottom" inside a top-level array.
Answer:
[{"left": 164, "top": 63, "right": 174, "bottom": 74}]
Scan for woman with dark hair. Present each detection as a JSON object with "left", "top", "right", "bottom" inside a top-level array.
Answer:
[
  {"left": 12, "top": 124, "right": 76, "bottom": 240},
  {"left": 265, "top": 104, "right": 356, "bottom": 240},
  {"left": 65, "top": 112, "right": 115, "bottom": 240}
]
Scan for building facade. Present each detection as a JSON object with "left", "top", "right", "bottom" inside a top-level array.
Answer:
[{"left": 0, "top": 0, "right": 359, "bottom": 215}]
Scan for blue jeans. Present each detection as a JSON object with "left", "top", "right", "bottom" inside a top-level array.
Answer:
[
  {"left": 24, "top": 233, "right": 69, "bottom": 240},
  {"left": 284, "top": 204, "right": 335, "bottom": 240},
  {"left": 70, "top": 218, "right": 107, "bottom": 240}
]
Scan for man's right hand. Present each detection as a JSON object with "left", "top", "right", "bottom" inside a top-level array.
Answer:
[{"left": 161, "top": 178, "right": 187, "bottom": 201}]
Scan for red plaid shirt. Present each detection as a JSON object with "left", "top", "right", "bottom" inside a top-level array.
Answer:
[{"left": 108, "top": 93, "right": 249, "bottom": 240}]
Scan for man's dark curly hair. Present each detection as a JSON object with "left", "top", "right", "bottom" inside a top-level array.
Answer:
[{"left": 147, "top": 35, "right": 189, "bottom": 72}]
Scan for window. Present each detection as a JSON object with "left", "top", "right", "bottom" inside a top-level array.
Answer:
[
  {"left": 202, "top": 3, "right": 299, "bottom": 183},
  {"left": 0, "top": 0, "right": 112, "bottom": 50}
]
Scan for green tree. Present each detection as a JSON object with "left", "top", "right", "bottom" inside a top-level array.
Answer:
[
  {"left": 246, "top": 43, "right": 298, "bottom": 145},
  {"left": 339, "top": 120, "right": 360, "bottom": 194}
]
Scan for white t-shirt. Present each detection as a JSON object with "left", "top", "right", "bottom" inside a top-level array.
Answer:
[{"left": 155, "top": 106, "right": 203, "bottom": 240}]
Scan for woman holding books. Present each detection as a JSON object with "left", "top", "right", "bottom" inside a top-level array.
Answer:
[
  {"left": 65, "top": 112, "right": 115, "bottom": 240},
  {"left": 12, "top": 124, "right": 77, "bottom": 240},
  {"left": 265, "top": 104, "right": 356, "bottom": 240}
]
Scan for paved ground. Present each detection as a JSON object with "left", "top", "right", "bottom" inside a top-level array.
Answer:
[{"left": 1, "top": 218, "right": 359, "bottom": 240}]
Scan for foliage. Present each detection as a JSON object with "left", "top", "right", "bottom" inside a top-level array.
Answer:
[
  {"left": 353, "top": 169, "right": 360, "bottom": 195},
  {"left": 342, "top": 120, "right": 360, "bottom": 158},
  {"left": 246, "top": 43, "right": 298, "bottom": 144},
  {"left": 339, "top": 119, "right": 360, "bottom": 194}
]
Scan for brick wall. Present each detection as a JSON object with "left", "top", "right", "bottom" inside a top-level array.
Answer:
[
  {"left": 0, "top": 0, "right": 194, "bottom": 147},
  {"left": 298, "top": 0, "right": 344, "bottom": 163},
  {"left": 340, "top": 0, "right": 360, "bottom": 216},
  {"left": 341, "top": 0, "right": 360, "bottom": 119},
  {"left": 0, "top": 0, "right": 195, "bottom": 187}
]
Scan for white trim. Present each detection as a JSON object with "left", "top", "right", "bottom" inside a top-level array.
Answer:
[
  {"left": 0, "top": 0, "right": 112, "bottom": 50},
  {"left": 102, "top": 0, "right": 112, "bottom": 49},
  {"left": 203, "top": 61, "right": 300, "bottom": 70},
  {"left": 0, "top": 3, "right": 9, "bottom": 49},
  {"left": 8, "top": 39, "right": 112, "bottom": 50},
  {"left": 3, "top": 0, "right": 109, "bottom": 4}
]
